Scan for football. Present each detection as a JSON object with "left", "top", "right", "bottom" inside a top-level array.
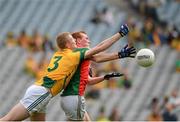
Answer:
[{"left": 135, "top": 48, "right": 155, "bottom": 67}]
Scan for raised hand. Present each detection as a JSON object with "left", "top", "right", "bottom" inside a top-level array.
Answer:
[
  {"left": 119, "top": 24, "right": 129, "bottom": 37},
  {"left": 118, "top": 44, "right": 136, "bottom": 58}
]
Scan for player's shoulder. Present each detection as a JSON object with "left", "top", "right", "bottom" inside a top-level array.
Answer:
[{"left": 73, "top": 48, "right": 89, "bottom": 52}]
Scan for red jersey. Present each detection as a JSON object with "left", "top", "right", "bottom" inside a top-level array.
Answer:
[
  {"left": 79, "top": 60, "right": 90, "bottom": 96},
  {"left": 61, "top": 60, "right": 90, "bottom": 96}
]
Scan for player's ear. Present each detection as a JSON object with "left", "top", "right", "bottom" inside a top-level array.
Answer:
[
  {"left": 76, "top": 38, "right": 81, "bottom": 45},
  {"left": 65, "top": 40, "right": 72, "bottom": 49}
]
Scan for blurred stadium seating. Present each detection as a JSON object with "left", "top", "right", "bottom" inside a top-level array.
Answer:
[{"left": 0, "top": 0, "right": 179, "bottom": 121}]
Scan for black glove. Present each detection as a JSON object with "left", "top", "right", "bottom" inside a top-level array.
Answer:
[
  {"left": 104, "top": 72, "right": 124, "bottom": 80},
  {"left": 119, "top": 24, "right": 129, "bottom": 37},
  {"left": 118, "top": 44, "right": 136, "bottom": 58}
]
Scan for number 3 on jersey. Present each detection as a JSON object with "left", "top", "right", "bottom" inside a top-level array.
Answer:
[{"left": 48, "top": 56, "right": 62, "bottom": 72}]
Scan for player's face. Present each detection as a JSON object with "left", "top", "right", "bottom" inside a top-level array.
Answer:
[{"left": 78, "top": 33, "right": 90, "bottom": 48}]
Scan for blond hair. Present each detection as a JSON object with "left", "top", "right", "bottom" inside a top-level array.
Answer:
[{"left": 56, "top": 32, "right": 71, "bottom": 49}]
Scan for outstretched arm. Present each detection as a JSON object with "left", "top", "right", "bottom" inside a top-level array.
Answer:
[
  {"left": 88, "top": 72, "right": 123, "bottom": 85},
  {"left": 84, "top": 24, "right": 129, "bottom": 59},
  {"left": 90, "top": 52, "right": 119, "bottom": 63},
  {"left": 90, "top": 45, "right": 136, "bottom": 63},
  {"left": 88, "top": 76, "right": 104, "bottom": 85}
]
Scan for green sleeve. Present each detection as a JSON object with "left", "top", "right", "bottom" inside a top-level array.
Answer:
[{"left": 73, "top": 48, "right": 89, "bottom": 62}]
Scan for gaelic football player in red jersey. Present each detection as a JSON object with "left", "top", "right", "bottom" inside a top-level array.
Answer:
[{"left": 60, "top": 31, "right": 136, "bottom": 121}]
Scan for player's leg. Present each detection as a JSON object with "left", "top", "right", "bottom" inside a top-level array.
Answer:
[
  {"left": 61, "top": 95, "right": 80, "bottom": 120},
  {"left": 83, "top": 111, "right": 91, "bottom": 121},
  {"left": 24, "top": 85, "right": 51, "bottom": 121},
  {"left": 0, "top": 103, "right": 30, "bottom": 121},
  {"left": 0, "top": 85, "right": 51, "bottom": 121},
  {"left": 61, "top": 95, "right": 87, "bottom": 121},
  {"left": 30, "top": 112, "right": 46, "bottom": 121}
]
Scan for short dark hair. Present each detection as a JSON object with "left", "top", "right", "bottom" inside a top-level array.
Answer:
[{"left": 71, "top": 31, "right": 87, "bottom": 40}]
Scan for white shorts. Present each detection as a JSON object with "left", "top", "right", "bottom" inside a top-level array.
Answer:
[
  {"left": 60, "top": 95, "right": 86, "bottom": 120},
  {"left": 20, "top": 85, "right": 52, "bottom": 114}
]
